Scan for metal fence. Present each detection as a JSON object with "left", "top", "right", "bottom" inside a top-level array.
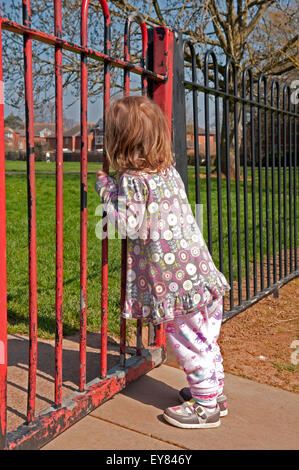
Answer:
[
  {"left": 172, "top": 34, "right": 298, "bottom": 322},
  {"left": 0, "top": 0, "right": 298, "bottom": 451},
  {"left": 0, "top": 0, "right": 173, "bottom": 450}
]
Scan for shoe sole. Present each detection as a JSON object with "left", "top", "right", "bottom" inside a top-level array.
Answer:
[
  {"left": 163, "top": 413, "right": 221, "bottom": 429},
  {"left": 178, "top": 395, "right": 228, "bottom": 417}
]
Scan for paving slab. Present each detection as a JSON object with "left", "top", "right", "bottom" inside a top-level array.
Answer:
[
  {"left": 43, "top": 364, "right": 299, "bottom": 450},
  {"left": 42, "top": 415, "right": 182, "bottom": 450},
  {"left": 6, "top": 333, "right": 130, "bottom": 433}
]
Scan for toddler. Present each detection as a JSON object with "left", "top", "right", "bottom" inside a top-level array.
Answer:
[{"left": 95, "top": 95, "right": 231, "bottom": 429}]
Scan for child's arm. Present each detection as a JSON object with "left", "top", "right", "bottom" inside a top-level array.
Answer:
[{"left": 95, "top": 172, "right": 149, "bottom": 238}]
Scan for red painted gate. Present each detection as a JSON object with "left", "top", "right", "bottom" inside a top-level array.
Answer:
[{"left": 0, "top": 0, "right": 174, "bottom": 450}]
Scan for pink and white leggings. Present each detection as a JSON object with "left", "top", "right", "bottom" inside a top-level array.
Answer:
[{"left": 166, "top": 295, "right": 224, "bottom": 408}]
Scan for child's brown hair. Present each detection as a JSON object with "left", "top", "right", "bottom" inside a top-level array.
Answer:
[{"left": 104, "top": 95, "right": 174, "bottom": 175}]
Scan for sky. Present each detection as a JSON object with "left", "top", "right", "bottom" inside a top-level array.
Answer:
[{"left": 2, "top": 0, "right": 210, "bottom": 128}]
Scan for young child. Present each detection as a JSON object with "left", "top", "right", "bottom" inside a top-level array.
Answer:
[{"left": 95, "top": 95, "right": 231, "bottom": 429}]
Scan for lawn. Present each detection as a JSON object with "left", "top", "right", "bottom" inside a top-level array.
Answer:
[{"left": 4, "top": 160, "right": 298, "bottom": 339}]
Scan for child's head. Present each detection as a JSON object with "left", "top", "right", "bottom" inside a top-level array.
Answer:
[{"left": 104, "top": 95, "right": 174, "bottom": 175}]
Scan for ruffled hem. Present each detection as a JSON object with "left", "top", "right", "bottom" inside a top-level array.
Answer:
[{"left": 121, "top": 276, "right": 231, "bottom": 325}]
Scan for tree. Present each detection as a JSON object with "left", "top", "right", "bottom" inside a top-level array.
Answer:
[
  {"left": 4, "top": 113, "right": 23, "bottom": 129},
  {"left": 113, "top": 0, "right": 298, "bottom": 177},
  {"left": 1, "top": 0, "right": 298, "bottom": 177}
]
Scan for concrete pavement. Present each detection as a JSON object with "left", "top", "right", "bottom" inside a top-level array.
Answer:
[{"left": 42, "top": 363, "right": 299, "bottom": 450}]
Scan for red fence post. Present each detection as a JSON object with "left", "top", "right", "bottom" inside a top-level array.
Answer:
[
  {"left": 0, "top": 3, "right": 169, "bottom": 449},
  {"left": 0, "top": 3, "right": 7, "bottom": 450},
  {"left": 99, "top": 0, "right": 111, "bottom": 380},
  {"left": 152, "top": 27, "right": 174, "bottom": 131},
  {"left": 151, "top": 26, "right": 174, "bottom": 353},
  {"left": 54, "top": 0, "right": 64, "bottom": 408},
  {"left": 22, "top": 0, "right": 38, "bottom": 425}
]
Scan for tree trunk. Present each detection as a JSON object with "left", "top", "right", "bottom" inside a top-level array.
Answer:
[{"left": 219, "top": 72, "right": 243, "bottom": 180}]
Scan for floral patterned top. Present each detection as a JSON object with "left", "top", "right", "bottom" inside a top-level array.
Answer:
[{"left": 95, "top": 165, "right": 231, "bottom": 325}]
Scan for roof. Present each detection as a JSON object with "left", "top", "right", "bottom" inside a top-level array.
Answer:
[
  {"left": 63, "top": 123, "right": 100, "bottom": 137},
  {"left": 186, "top": 124, "right": 216, "bottom": 136}
]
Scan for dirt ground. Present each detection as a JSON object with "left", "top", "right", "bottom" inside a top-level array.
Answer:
[{"left": 219, "top": 276, "right": 299, "bottom": 394}]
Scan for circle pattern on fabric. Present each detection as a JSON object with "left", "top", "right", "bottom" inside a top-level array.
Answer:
[
  {"left": 169, "top": 281, "right": 179, "bottom": 292},
  {"left": 127, "top": 269, "right": 136, "bottom": 282},
  {"left": 199, "top": 259, "right": 210, "bottom": 274},
  {"left": 162, "top": 270, "right": 173, "bottom": 281},
  {"left": 174, "top": 268, "right": 186, "bottom": 282},
  {"left": 137, "top": 275, "right": 148, "bottom": 290},
  {"left": 164, "top": 252, "right": 175, "bottom": 265},
  {"left": 177, "top": 249, "right": 189, "bottom": 263},
  {"left": 154, "top": 281, "right": 167, "bottom": 296}
]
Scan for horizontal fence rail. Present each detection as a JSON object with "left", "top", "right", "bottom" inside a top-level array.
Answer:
[
  {"left": 0, "top": 0, "right": 172, "bottom": 450},
  {"left": 175, "top": 38, "right": 299, "bottom": 321}
]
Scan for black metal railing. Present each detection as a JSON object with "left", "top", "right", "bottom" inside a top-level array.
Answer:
[{"left": 172, "top": 33, "right": 298, "bottom": 321}]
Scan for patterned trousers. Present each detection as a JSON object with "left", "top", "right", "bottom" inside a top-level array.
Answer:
[{"left": 165, "top": 294, "right": 224, "bottom": 407}]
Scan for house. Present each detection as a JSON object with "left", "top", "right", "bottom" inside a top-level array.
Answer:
[
  {"left": 4, "top": 127, "right": 21, "bottom": 151},
  {"left": 13, "top": 122, "right": 57, "bottom": 152},
  {"left": 186, "top": 125, "right": 217, "bottom": 161},
  {"left": 5, "top": 118, "right": 104, "bottom": 162},
  {"left": 45, "top": 121, "right": 104, "bottom": 154}
]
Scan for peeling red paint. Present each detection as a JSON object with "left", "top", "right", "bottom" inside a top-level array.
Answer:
[
  {"left": 23, "top": 0, "right": 38, "bottom": 426},
  {"left": 54, "top": 0, "right": 64, "bottom": 409},
  {"left": 1, "top": 19, "right": 166, "bottom": 83},
  {"left": 6, "top": 351, "right": 165, "bottom": 450},
  {"left": 0, "top": 0, "right": 170, "bottom": 450}
]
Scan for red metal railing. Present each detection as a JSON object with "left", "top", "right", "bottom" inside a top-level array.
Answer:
[{"left": 0, "top": 0, "right": 173, "bottom": 450}]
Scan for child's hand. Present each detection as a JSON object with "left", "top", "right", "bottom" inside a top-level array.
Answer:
[{"left": 96, "top": 169, "right": 108, "bottom": 180}]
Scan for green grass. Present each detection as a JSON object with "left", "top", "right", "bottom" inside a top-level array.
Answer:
[
  {"left": 5, "top": 160, "right": 100, "bottom": 172},
  {"left": 187, "top": 165, "right": 299, "bottom": 281},
  {"left": 5, "top": 161, "right": 299, "bottom": 339}
]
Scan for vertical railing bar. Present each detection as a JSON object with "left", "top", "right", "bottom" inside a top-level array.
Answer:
[
  {"left": 140, "top": 22, "right": 148, "bottom": 96},
  {"left": 293, "top": 103, "right": 298, "bottom": 271},
  {"left": 0, "top": 2, "right": 8, "bottom": 449},
  {"left": 79, "top": 2, "right": 89, "bottom": 392},
  {"left": 270, "top": 81, "right": 278, "bottom": 286},
  {"left": 188, "top": 43, "right": 201, "bottom": 207},
  {"left": 233, "top": 65, "right": 242, "bottom": 304},
  {"left": 213, "top": 57, "right": 224, "bottom": 276},
  {"left": 277, "top": 88, "right": 282, "bottom": 279},
  {"left": 123, "top": 17, "right": 130, "bottom": 96},
  {"left": 277, "top": 94, "right": 282, "bottom": 279},
  {"left": 264, "top": 81, "right": 270, "bottom": 287},
  {"left": 138, "top": 21, "right": 148, "bottom": 354},
  {"left": 120, "top": 240, "right": 127, "bottom": 366},
  {"left": 224, "top": 59, "right": 234, "bottom": 308},
  {"left": 54, "top": 0, "right": 64, "bottom": 408},
  {"left": 288, "top": 90, "right": 292, "bottom": 273},
  {"left": 203, "top": 52, "right": 213, "bottom": 255},
  {"left": 242, "top": 68, "right": 251, "bottom": 299},
  {"left": 120, "top": 17, "right": 130, "bottom": 367},
  {"left": 250, "top": 83, "right": 257, "bottom": 295},
  {"left": 100, "top": 0, "right": 111, "bottom": 379},
  {"left": 257, "top": 76, "right": 264, "bottom": 291},
  {"left": 23, "top": 0, "right": 38, "bottom": 424},
  {"left": 282, "top": 87, "right": 288, "bottom": 277}
]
